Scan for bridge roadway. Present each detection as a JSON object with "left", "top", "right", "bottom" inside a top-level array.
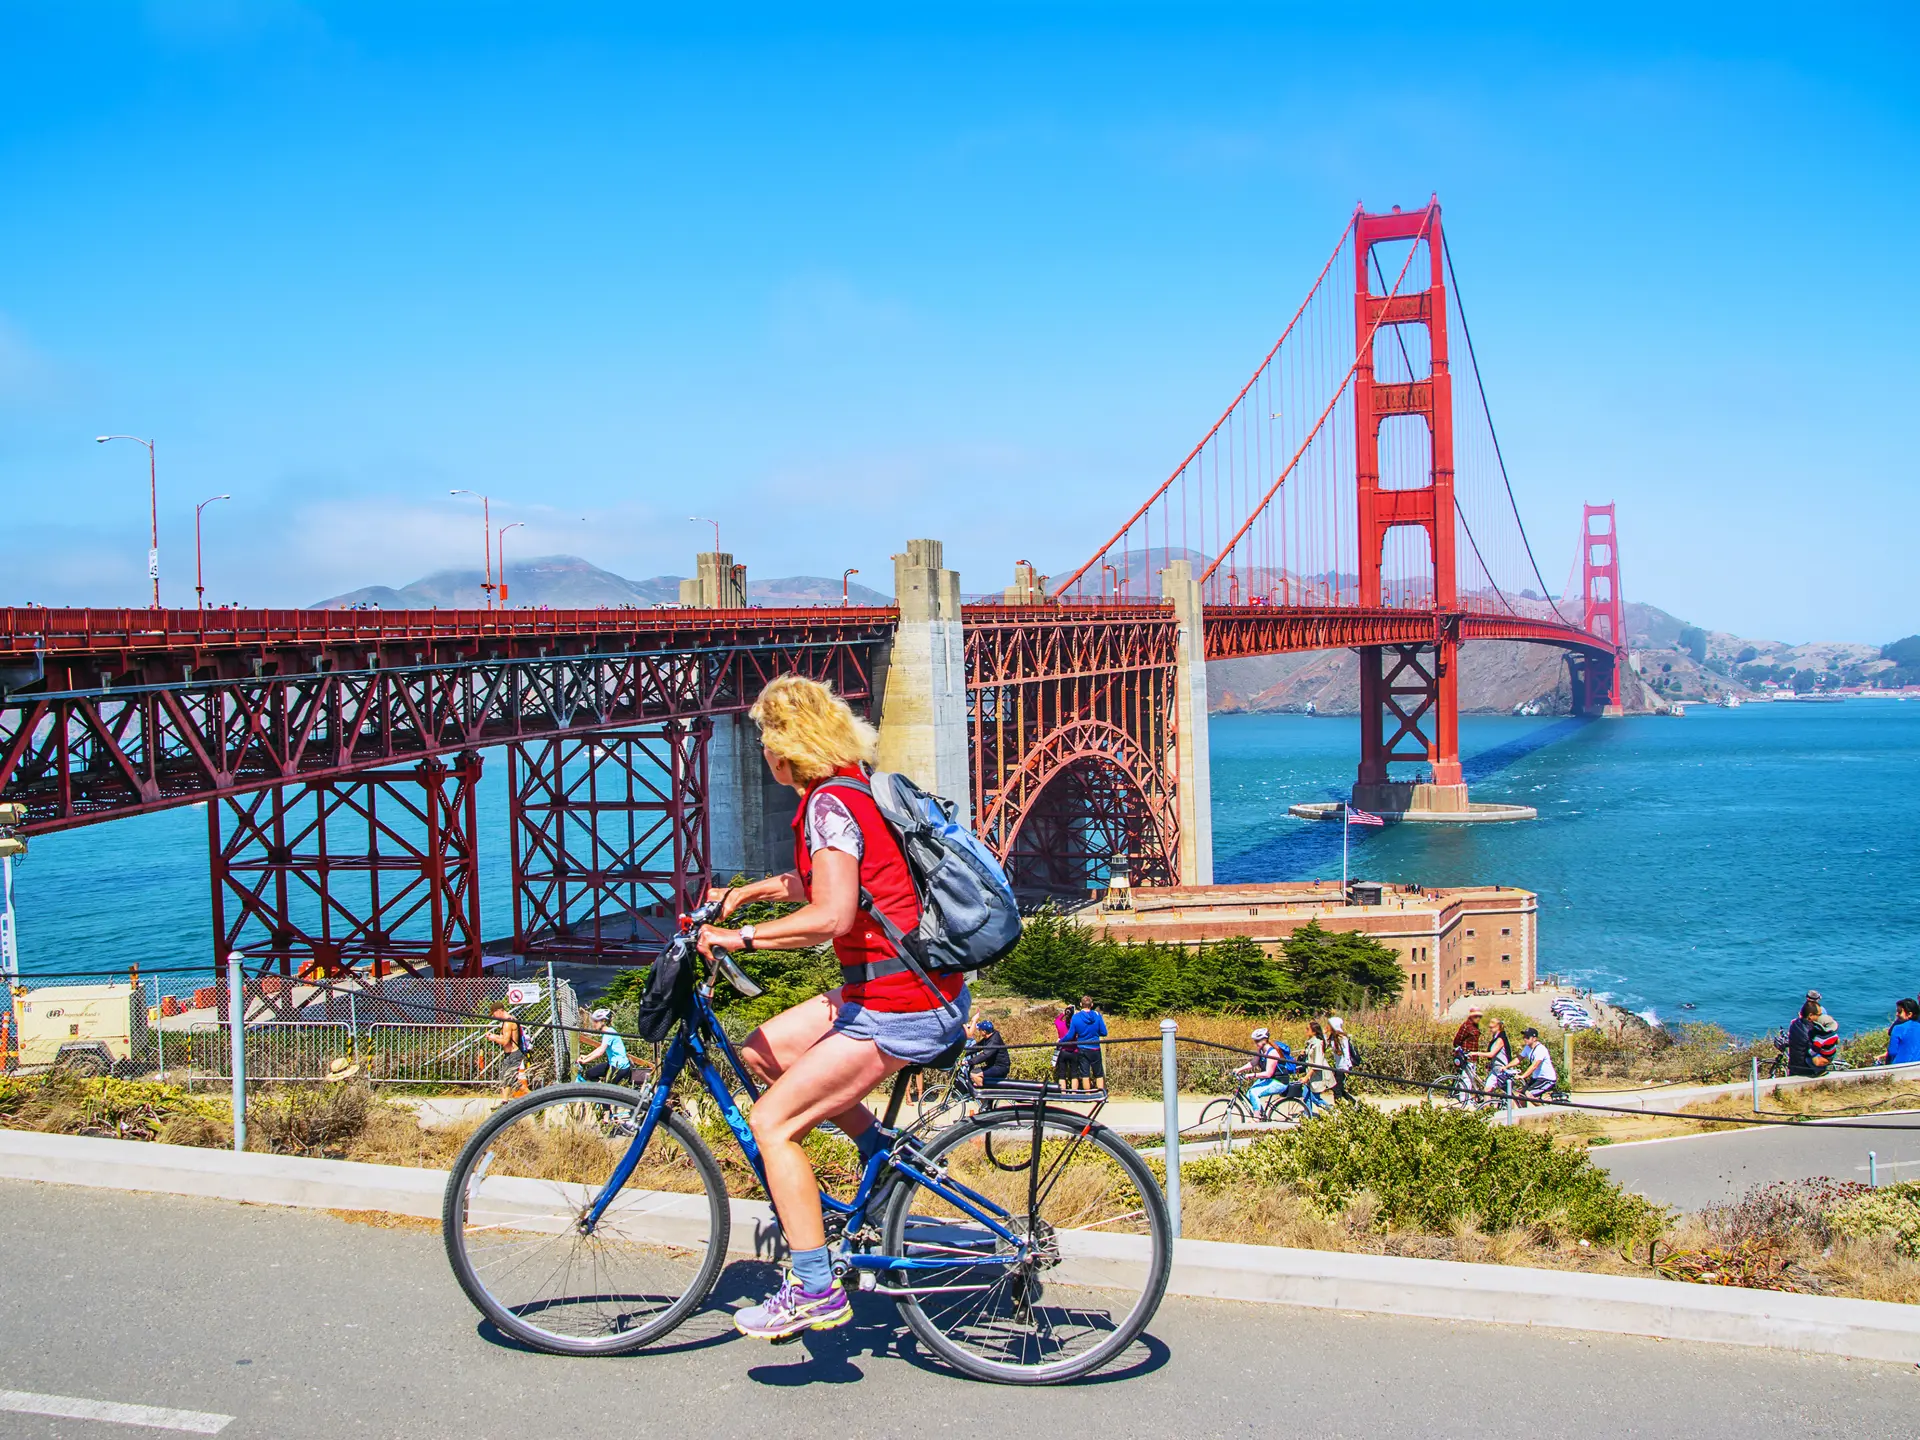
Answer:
[{"left": 1, "top": 1180, "right": 1907, "bottom": 1438}]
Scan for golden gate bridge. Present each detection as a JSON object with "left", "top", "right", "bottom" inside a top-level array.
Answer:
[{"left": 0, "top": 198, "right": 1626, "bottom": 979}]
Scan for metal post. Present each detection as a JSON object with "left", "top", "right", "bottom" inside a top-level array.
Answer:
[
  {"left": 1563, "top": 1033, "right": 1572, "bottom": 1087},
  {"left": 152, "top": 977, "right": 164, "bottom": 1081},
  {"left": 1869, "top": 1151, "right": 1878, "bottom": 1188},
  {"left": 348, "top": 991, "right": 359, "bottom": 1069},
  {"left": 1160, "top": 1018, "right": 1181, "bottom": 1238},
  {"left": 547, "top": 960, "right": 566, "bottom": 1084},
  {"left": 226, "top": 952, "right": 246, "bottom": 1152},
  {"left": 1751, "top": 1055, "right": 1760, "bottom": 1113}
]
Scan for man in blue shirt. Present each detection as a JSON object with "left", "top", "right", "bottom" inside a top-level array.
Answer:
[
  {"left": 1882, "top": 998, "right": 1920, "bottom": 1066},
  {"left": 1064, "top": 995, "right": 1108, "bottom": 1092}
]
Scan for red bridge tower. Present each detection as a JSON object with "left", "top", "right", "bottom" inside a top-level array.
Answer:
[{"left": 1351, "top": 201, "right": 1467, "bottom": 814}]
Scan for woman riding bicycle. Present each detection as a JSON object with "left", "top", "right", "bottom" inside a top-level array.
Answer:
[
  {"left": 695, "top": 675, "right": 970, "bottom": 1341},
  {"left": 1232, "top": 1027, "right": 1292, "bottom": 1112}
]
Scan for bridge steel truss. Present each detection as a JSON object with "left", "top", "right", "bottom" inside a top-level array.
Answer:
[
  {"left": 0, "top": 612, "right": 887, "bottom": 976},
  {"left": 963, "top": 604, "right": 1182, "bottom": 898}
]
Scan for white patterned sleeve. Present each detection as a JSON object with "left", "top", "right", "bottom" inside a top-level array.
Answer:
[{"left": 805, "top": 791, "right": 865, "bottom": 859}]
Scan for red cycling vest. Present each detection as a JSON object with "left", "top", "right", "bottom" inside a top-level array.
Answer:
[{"left": 792, "top": 766, "right": 962, "bottom": 1013}]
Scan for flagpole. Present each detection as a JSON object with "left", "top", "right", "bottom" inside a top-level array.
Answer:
[{"left": 1342, "top": 802, "right": 1349, "bottom": 891}]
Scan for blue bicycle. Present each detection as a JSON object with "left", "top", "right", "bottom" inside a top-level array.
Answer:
[{"left": 441, "top": 901, "right": 1172, "bottom": 1384}]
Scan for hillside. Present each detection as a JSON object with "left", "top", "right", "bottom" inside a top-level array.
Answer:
[
  {"left": 313, "top": 555, "right": 893, "bottom": 610},
  {"left": 1206, "top": 599, "right": 1896, "bottom": 716}
]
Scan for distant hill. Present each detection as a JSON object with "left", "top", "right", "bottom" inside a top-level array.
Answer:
[{"left": 312, "top": 555, "right": 893, "bottom": 610}]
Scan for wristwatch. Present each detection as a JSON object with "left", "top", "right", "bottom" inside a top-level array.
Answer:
[{"left": 739, "top": 924, "right": 757, "bottom": 953}]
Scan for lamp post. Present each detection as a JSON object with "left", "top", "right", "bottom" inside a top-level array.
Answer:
[
  {"left": 496, "top": 522, "right": 525, "bottom": 607},
  {"left": 841, "top": 568, "right": 859, "bottom": 606},
  {"left": 688, "top": 516, "right": 719, "bottom": 554},
  {"left": 96, "top": 435, "right": 160, "bottom": 607},
  {"left": 450, "top": 490, "right": 494, "bottom": 607},
  {"left": 193, "top": 494, "right": 231, "bottom": 611},
  {"left": 1102, "top": 563, "right": 1118, "bottom": 602}
]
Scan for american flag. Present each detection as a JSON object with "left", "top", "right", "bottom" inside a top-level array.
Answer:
[{"left": 1345, "top": 805, "right": 1385, "bottom": 827}]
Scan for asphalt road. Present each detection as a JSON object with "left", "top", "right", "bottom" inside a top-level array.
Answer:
[
  {"left": 1591, "top": 1111, "right": 1920, "bottom": 1211},
  {"left": 0, "top": 1180, "right": 1913, "bottom": 1438}
]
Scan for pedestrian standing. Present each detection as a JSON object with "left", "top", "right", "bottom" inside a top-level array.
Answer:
[
  {"left": 1052, "top": 1005, "right": 1076, "bottom": 1087},
  {"left": 1328, "top": 1015, "right": 1354, "bottom": 1101},
  {"left": 1065, "top": 995, "right": 1108, "bottom": 1092},
  {"left": 1300, "top": 1020, "right": 1335, "bottom": 1119}
]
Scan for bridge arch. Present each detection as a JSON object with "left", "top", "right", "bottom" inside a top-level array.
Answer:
[{"left": 977, "top": 717, "right": 1177, "bottom": 903}]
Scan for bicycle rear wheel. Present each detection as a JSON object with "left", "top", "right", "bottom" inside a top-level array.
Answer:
[
  {"left": 442, "top": 1083, "right": 729, "bottom": 1356},
  {"left": 881, "top": 1107, "right": 1170, "bottom": 1385},
  {"left": 1196, "top": 1095, "right": 1250, "bottom": 1134}
]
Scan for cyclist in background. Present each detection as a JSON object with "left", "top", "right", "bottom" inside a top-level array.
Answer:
[
  {"left": 1516, "top": 1026, "right": 1558, "bottom": 1103},
  {"left": 1233, "top": 1027, "right": 1292, "bottom": 1111},
  {"left": 695, "top": 676, "right": 970, "bottom": 1342},
  {"left": 578, "top": 1009, "right": 634, "bottom": 1085}
]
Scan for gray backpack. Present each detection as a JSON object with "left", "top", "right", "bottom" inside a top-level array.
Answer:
[{"left": 817, "top": 773, "right": 1022, "bottom": 984}]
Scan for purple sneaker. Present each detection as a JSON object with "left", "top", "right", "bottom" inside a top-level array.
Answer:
[{"left": 735, "top": 1272, "right": 853, "bottom": 1340}]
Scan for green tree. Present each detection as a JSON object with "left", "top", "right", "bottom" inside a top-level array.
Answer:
[
  {"left": 1279, "top": 920, "right": 1406, "bottom": 1013},
  {"left": 1678, "top": 626, "right": 1707, "bottom": 664},
  {"left": 994, "top": 907, "right": 1097, "bottom": 1001},
  {"left": 1173, "top": 936, "right": 1294, "bottom": 1014}
]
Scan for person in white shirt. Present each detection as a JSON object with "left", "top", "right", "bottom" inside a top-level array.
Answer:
[{"left": 1516, "top": 1026, "right": 1558, "bottom": 1103}]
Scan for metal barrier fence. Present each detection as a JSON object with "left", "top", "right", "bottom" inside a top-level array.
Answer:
[{"left": 4, "top": 967, "right": 578, "bottom": 1090}]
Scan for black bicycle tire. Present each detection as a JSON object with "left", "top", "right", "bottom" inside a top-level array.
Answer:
[
  {"left": 1260, "top": 1093, "right": 1305, "bottom": 1125},
  {"left": 1197, "top": 1095, "right": 1249, "bottom": 1130},
  {"left": 441, "top": 1082, "right": 731, "bottom": 1357},
  {"left": 879, "top": 1106, "right": 1172, "bottom": 1386}
]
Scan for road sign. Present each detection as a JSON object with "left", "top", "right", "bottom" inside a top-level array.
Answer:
[{"left": 506, "top": 981, "right": 543, "bottom": 1005}]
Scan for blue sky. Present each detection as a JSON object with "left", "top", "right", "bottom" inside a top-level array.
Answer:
[{"left": 2, "top": 3, "right": 1915, "bottom": 641}]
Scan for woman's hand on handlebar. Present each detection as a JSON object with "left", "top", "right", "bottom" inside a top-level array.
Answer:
[{"left": 696, "top": 925, "right": 742, "bottom": 962}]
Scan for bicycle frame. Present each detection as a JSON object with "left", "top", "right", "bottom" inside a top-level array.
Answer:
[{"left": 580, "top": 985, "right": 1030, "bottom": 1284}]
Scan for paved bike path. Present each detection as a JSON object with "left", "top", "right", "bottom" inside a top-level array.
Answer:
[{"left": 1, "top": 1180, "right": 1911, "bottom": 1438}]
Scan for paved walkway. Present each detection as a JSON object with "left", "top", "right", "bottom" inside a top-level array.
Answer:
[
  {"left": 1, "top": 1181, "right": 1911, "bottom": 1438},
  {"left": 1592, "top": 1111, "right": 1920, "bottom": 1211}
]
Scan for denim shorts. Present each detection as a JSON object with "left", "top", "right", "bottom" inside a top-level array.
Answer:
[{"left": 831, "top": 989, "right": 971, "bottom": 1064}]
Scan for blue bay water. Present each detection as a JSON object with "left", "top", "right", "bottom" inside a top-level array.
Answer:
[
  {"left": 10, "top": 701, "right": 1920, "bottom": 1038},
  {"left": 1213, "top": 702, "right": 1920, "bottom": 1036}
]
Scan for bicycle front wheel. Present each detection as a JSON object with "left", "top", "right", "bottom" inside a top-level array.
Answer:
[
  {"left": 881, "top": 1107, "right": 1171, "bottom": 1385},
  {"left": 442, "top": 1083, "right": 730, "bottom": 1356}
]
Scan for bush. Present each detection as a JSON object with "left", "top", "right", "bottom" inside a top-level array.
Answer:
[
  {"left": 1826, "top": 1181, "right": 1920, "bottom": 1257},
  {"left": 246, "top": 1083, "right": 376, "bottom": 1157},
  {"left": 1185, "top": 1103, "right": 1664, "bottom": 1244},
  {"left": 0, "top": 1073, "right": 226, "bottom": 1142}
]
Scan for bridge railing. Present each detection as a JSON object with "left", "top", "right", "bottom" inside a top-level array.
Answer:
[{"left": 0, "top": 603, "right": 899, "bottom": 656}]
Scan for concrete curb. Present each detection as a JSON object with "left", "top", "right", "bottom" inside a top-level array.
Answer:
[{"left": 4, "top": 1129, "right": 1916, "bottom": 1363}]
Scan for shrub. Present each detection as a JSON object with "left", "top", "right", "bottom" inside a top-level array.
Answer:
[
  {"left": 0, "top": 1073, "right": 225, "bottom": 1142},
  {"left": 1826, "top": 1181, "right": 1920, "bottom": 1257},
  {"left": 246, "top": 1083, "right": 375, "bottom": 1157},
  {"left": 1185, "top": 1103, "right": 1663, "bottom": 1244}
]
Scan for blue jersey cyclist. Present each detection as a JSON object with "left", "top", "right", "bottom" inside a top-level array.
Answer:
[{"left": 695, "top": 676, "right": 970, "bottom": 1342}]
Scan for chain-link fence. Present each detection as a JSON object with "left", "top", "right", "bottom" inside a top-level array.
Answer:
[{"left": 3, "top": 967, "right": 578, "bottom": 1091}]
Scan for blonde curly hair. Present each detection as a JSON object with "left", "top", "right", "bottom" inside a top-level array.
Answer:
[{"left": 749, "top": 675, "right": 878, "bottom": 786}]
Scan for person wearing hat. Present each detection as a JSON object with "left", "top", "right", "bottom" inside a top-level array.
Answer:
[
  {"left": 579, "top": 1008, "right": 634, "bottom": 1086},
  {"left": 1515, "top": 1026, "right": 1558, "bottom": 1104},
  {"left": 1327, "top": 1015, "right": 1355, "bottom": 1102},
  {"left": 1233, "top": 1027, "right": 1293, "bottom": 1112},
  {"left": 966, "top": 1017, "right": 1010, "bottom": 1090}
]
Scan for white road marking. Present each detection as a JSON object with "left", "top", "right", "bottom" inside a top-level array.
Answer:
[{"left": 0, "top": 1388, "right": 233, "bottom": 1434}]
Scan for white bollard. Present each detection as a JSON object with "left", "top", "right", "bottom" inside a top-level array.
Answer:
[
  {"left": 1160, "top": 1019, "right": 1181, "bottom": 1238},
  {"left": 1751, "top": 1055, "right": 1760, "bottom": 1113},
  {"left": 226, "top": 952, "right": 246, "bottom": 1152}
]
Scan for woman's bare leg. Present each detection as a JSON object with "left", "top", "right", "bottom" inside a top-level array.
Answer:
[
  {"left": 749, "top": 1031, "right": 904, "bottom": 1251},
  {"left": 738, "top": 989, "right": 881, "bottom": 1144}
]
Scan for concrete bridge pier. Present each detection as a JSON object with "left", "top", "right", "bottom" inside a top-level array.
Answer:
[
  {"left": 706, "top": 712, "right": 799, "bottom": 881},
  {"left": 872, "top": 538, "right": 970, "bottom": 824},
  {"left": 1161, "top": 560, "right": 1214, "bottom": 885}
]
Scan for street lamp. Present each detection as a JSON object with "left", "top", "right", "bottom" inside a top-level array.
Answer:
[
  {"left": 841, "top": 568, "right": 859, "bottom": 606},
  {"left": 1101, "top": 563, "right": 1118, "bottom": 602},
  {"left": 96, "top": 434, "right": 161, "bottom": 607},
  {"left": 688, "top": 516, "right": 720, "bottom": 554},
  {"left": 194, "top": 494, "right": 231, "bottom": 610},
  {"left": 450, "top": 490, "right": 494, "bottom": 608},
  {"left": 497, "top": 522, "right": 526, "bottom": 606}
]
